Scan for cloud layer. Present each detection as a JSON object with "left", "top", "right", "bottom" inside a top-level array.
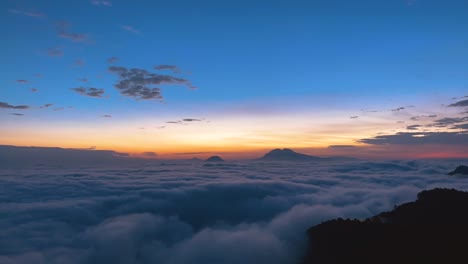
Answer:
[{"left": 1, "top": 154, "right": 468, "bottom": 264}]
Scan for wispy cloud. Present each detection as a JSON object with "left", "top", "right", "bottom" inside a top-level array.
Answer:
[
  {"left": 121, "top": 25, "right": 140, "bottom": 34},
  {"left": 107, "top": 57, "right": 119, "bottom": 64},
  {"left": 47, "top": 47, "right": 64, "bottom": 57},
  {"left": 77, "top": 78, "right": 89, "bottom": 83},
  {"left": 57, "top": 21, "right": 93, "bottom": 43},
  {"left": 40, "top": 104, "right": 53, "bottom": 109},
  {"left": 391, "top": 107, "right": 405, "bottom": 112},
  {"left": 406, "top": 125, "right": 421, "bottom": 130},
  {"left": 166, "top": 121, "right": 184, "bottom": 124},
  {"left": 410, "top": 115, "right": 437, "bottom": 121},
  {"left": 30, "top": 88, "right": 38, "bottom": 92},
  {"left": 75, "top": 59, "right": 85, "bottom": 67},
  {"left": 71, "top": 87, "right": 105, "bottom": 98},
  {"left": 360, "top": 132, "right": 468, "bottom": 146},
  {"left": 102, "top": 115, "right": 112, "bottom": 118},
  {"left": 16, "top": 80, "right": 28, "bottom": 84},
  {"left": 8, "top": 9, "right": 45, "bottom": 18},
  {"left": 91, "top": 0, "right": 112, "bottom": 7},
  {"left": 431, "top": 117, "right": 468, "bottom": 128},
  {"left": 9, "top": 113, "right": 24, "bottom": 116},
  {"left": 0, "top": 101, "right": 30, "bottom": 109}
]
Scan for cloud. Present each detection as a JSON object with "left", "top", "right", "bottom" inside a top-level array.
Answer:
[
  {"left": 102, "top": 115, "right": 112, "bottom": 118},
  {"left": 57, "top": 21, "right": 92, "bottom": 43},
  {"left": 350, "top": 116, "right": 358, "bottom": 119},
  {"left": 107, "top": 57, "right": 119, "bottom": 64},
  {"left": 360, "top": 132, "right": 468, "bottom": 146},
  {"left": 166, "top": 121, "right": 187, "bottom": 126},
  {"left": 327, "top": 145, "right": 359, "bottom": 149},
  {"left": 30, "top": 88, "right": 38, "bottom": 92},
  {"left": 154, "top": 65, "right": 182, "bottom": 74},
  {"left": 361, "top": 109, "right": 381, "bottom": 113},
  {"left": 108, "top": 66, "right": 194, "bottom": 100},
  {"left": 452, "top": 123, "right": 468, "bottom": 130},
  {"left": 121, "top": 25, "right": 140, "bottom": 34},
  {"left": 406, "top": 125, "right": 421, "bottom": 130},
  {"left": 391, "top": 107, "right": 405, "bottom": 112},
  {"left": 77, "top": 78, "right": 89, "bottom": 83},
  {"left": 0, "top": 101, "right": 30, "bottom": 109},
  {"left": 75, "top": 59, "right": 85, "bottom": 67},
  {"left": 40, "top": 104, "right": 53, "bottom": 109},
  {"left": 53, "top": 107, "right": 65, "bottom": 111},
  {"left": 71, "top": 87, "right": 105, "bottom": 98},
  {"left": 91, "top": 0, "right": 112, "bottom": 7},
  {"left": 47, "top": 47, "right": 64, "bottom": 57},
  {"left": 410, "top": 115, "right": 437, "bottom": 121},
  {"left": 8, "top": 9, "right": 45, "bottom": 18},
  {"left": 170, "top": 151, "right": 212, "bottom": 155},
  {"left": 9, "top": 113, "right": 24, "bottom": 116},
  {"left": 16, "top": 80, "right": 28, "bottom": 84},
  {"left": 431, "top": 116, "right": 468, "bottom": 127},
  {"left": 182, "top": 118, "right": 202, "bottom": 122},
  {"left": 448, "top": 99, "right": 468, "bottom": 107},
  {"left": 2, "top": 149, "right": 468, "bottom": 264}
]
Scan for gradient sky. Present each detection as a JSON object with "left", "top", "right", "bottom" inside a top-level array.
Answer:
[{"left": 1, "top": 0, "right": 468, "bottom": 159}]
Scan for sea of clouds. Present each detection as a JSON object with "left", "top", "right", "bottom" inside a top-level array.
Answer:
[{"left": 1, "top": 158, "right": 468, "bottom": 264}]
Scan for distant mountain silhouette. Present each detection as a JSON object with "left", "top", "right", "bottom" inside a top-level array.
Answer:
[
  {"left": 205, "top": 156, "right": 224, "bottom": 162},
  {"left": 448, "top": 165, "right": 468, "bottom": 176},
  {"left": 0, "top": 144, "right": 142, "bottom": 167},
  {"left": 189, "top": 157, "right": 202, "bottom": 162},
  {"left": 258, "top": 148, "right": 322, "bottom": 161},
  {"left": 303, "top": 188, "right": 468, "bottom": 264}
]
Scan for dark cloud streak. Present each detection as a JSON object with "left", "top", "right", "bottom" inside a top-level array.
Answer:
[
  {"left": 448, "top": 99, "right": 468, "bottom": 107},
  {"left": 0, "top": 101, "right": 30, "bottom": 109},
  {"left": 71, "top": 87, "right": 105, "bottom": 98}
]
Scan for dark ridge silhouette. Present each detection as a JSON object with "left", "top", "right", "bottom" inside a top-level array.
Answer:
[
  {"left": 0, "top": 145, "right": 141, "bottom": 167},
  {"left": 448, "top": 165, "right": 468, "bottom": 176},
  {"left": 205, "top": 155, "right": 224, "bottom": 162},
  {"left": 258, "top": 148, "right": 322, "bottom": 161},
  {"left": 303, "top": 188, "right": 468, "bottom": 264},
  {"left": 189, "top": 157, "right": 202, "bottom": 162}
]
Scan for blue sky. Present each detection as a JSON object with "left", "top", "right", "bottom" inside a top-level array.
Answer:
[{"left": 1, "top": 0, "right": 467, "bottom": 158}]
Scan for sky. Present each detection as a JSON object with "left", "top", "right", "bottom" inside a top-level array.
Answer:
[{"left": 1, "top": 0, "right": 468, "bottom": 159}]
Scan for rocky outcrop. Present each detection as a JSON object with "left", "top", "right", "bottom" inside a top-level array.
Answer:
[{"left": 303, "top": 188, "right": 468, "bottom": 264}]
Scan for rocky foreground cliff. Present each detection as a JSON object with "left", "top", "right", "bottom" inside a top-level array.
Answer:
[{"left": 303, "top": 188, "right": 468, "bottom": 264}]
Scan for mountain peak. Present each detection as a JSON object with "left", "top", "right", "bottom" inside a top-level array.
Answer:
[
  {"left": 205, "top": 156, "right": 224, "bottom": 162},
  {"left": 448, "top": 165, "right": 468, "bottom": 176},
  {"left": 260, "top": 148, "right": 321, "bottom": 161}
]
